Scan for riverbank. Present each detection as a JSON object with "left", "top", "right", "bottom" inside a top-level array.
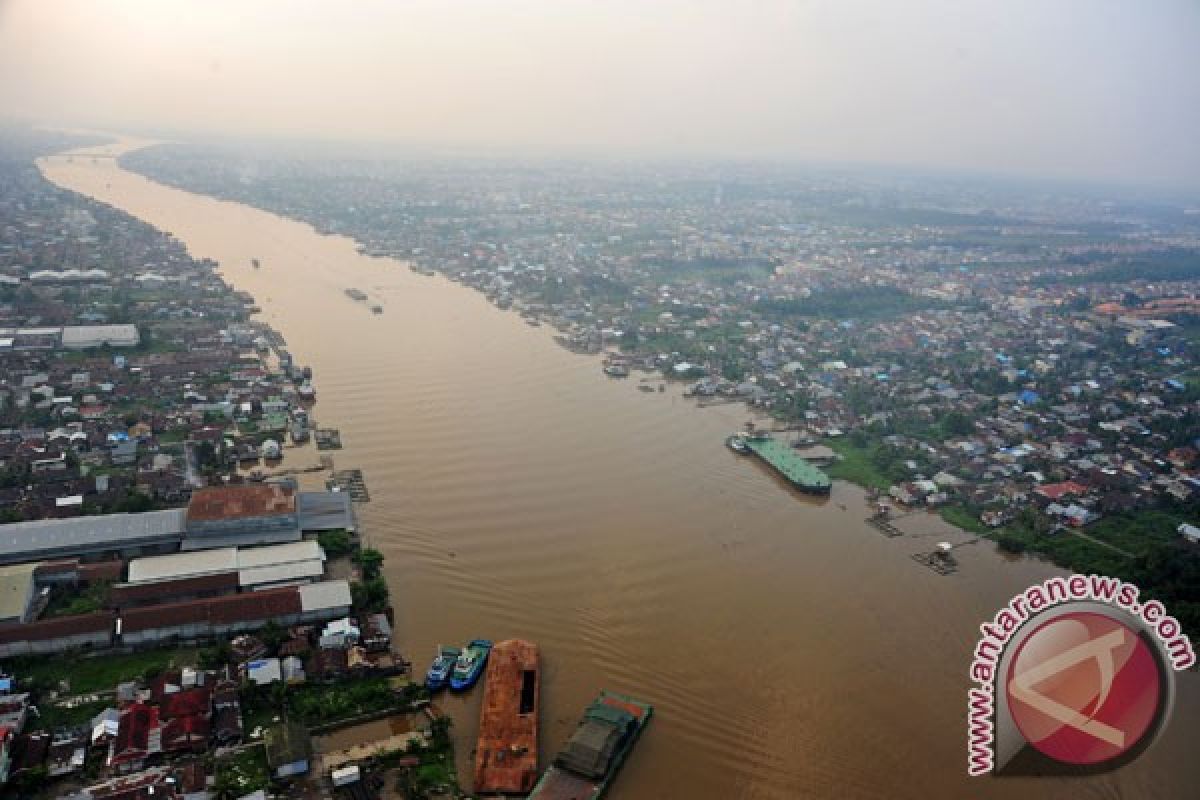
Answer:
[{"left": 39, "top": 134, "right": 1200, "bottom": 800}]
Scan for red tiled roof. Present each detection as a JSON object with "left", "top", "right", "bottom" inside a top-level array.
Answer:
[
  {"left": 161, "top": 715, "right": 209, "bottom": 752},
  {"left": 186, "top": 484, "right": 295, "bottom": 522},
  {"left": 119, "top": 587, "right": 302, "bottom": 634},
  {"left": 0, "top": 612, "right": 114, "bottom": 644},
  {"left": 111, "top": 572, "right": 238, "bottom": 606},
  {"left": 1035, "top": 481, "right": 1089, "bottom": 500},
  {"left": 160, "top": 687, "right": 212, "bottom": 720},
  {"left": 111, "top": 704, "right": 159, "bottom": 764}
]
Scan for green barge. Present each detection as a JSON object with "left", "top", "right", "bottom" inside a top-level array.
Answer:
[{"left": 734, "top": 434, "right": 832, "bottom": 494}]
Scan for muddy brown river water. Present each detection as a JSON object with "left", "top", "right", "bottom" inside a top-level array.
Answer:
[{"left": 39, "top": 139, "right": 1199, "bottom": 799}]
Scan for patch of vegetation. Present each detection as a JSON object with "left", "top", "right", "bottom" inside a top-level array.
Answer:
[
  {"left": 32, "top": 698, "right": 110, "bottom": 732},
  {"left": 287, "top": 677, "right": 406, "bottom": 726},
  {"left": 756, "top": 285, "right": 952, "bottom": 322},
  {"left": 317, "top": 528, "right": 354, "bottom": 557},
  {"left": 213, "top": 743, "right": 271, "bottom": 798},
  {"left": 1044, "top": 247, "right": 1200, "bottom": 285},
  {"left": 43, "top": 581, "right": 111, "bottom": 618},
  {"left": 4, "top": 647, "right": 199, "bottom": 695},
  {"left": 939, "top": 504, "right": 989, "bottom": 535}
]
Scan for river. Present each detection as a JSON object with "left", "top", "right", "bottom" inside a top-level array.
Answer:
[{"left": 39, "top": 138, "right": 1199, "bottom": 799}]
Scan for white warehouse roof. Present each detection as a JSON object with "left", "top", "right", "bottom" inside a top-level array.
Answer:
[
  {"left": 299, "top": 580, "right": 352, "bottom": 612},
  {"left": 127, "top": 539, "right": 324, "bottom": 587}
]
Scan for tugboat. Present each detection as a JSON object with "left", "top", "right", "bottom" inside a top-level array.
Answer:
[
  {"left": 525, "top": 690, "right": 653, "bottom": 800},
  {"left": 370, "top": 304, "right": 383, "bottom": 314},
  {"left": 726, "top": 434, "right": 749, "bottom": 454},
  {"left": 426, "top": 645, "right": 461, "bottom": 691},
  {"left": 450, "top": 639, "right": 493, "bottom": 691},
  {"left": 251, "top": 258, "right": 260, "bottom": 269}
]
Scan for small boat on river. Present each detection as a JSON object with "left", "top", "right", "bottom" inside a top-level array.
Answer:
[
  {"left": 450, "top": 638, "right": 492, "bottom": 691},
  {"left": 426, "top": 645, "right": 461, "bottom": 691}
]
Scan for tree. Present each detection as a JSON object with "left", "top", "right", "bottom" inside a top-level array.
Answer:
[{"left": 355, "top": 548, "right": 384, "bottom": 579}]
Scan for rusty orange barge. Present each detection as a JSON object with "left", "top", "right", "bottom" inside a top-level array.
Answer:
[{"left": 474, "top": 638, "right": 540, "bottom": 795}]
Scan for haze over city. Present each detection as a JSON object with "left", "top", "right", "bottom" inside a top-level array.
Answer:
[{"left": 2, "top": 0, "right": 1200, "bottom": 187}]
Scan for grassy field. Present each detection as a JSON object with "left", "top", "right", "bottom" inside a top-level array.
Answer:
[
  {"left": 823, "top": 438, "right": 893, "bottom": 490},
  {"left": 214, "top": 743, "right": 271, "bottom": 797},
  {"left": 5, "top": 647, "right": 200, "bottom": 695},
  {"left": 938, "top": 504, "right": 990, "bottom": 535},
  {"left": 32, "top": 698, "right": 111, "bottom": 731}
]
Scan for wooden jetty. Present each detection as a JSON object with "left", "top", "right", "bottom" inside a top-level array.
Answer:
[{"left": 474, "top": 639, "right": 539, "bottom": 796}]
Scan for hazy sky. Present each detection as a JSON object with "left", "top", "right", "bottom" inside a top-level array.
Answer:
[{"left": 2, "top": 0, "right": 1198, "bottom": 186}]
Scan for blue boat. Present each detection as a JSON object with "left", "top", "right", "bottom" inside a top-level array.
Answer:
[
  {"left": 426, "top": 645, "right": 461, "bottom": 691},
  {"left": 449, "top": 639, "right": 493, "bottom": 691}
]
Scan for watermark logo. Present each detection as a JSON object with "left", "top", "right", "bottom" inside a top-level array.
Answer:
[{"left": 967, "top": 575, "right": 1193, "bottom": 776}]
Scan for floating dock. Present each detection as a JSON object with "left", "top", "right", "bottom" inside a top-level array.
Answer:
[
  {"left": 474, "top": 639, "right": 540, "bottom": 795},
  {"left": 742, "top": 437, "right": 831, "bottom": 494},
  {"left": 314, "top": 428, "right": 342, "bottom": 450},
  {"left": 327, "top": 469, "right": 370, "bottom": 502},
  {"left": 867, "top": 515, "right": 904, "bottom": 537}
]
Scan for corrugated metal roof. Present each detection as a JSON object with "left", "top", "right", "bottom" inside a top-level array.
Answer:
[
  {"left": 127, "top": 547, "right": 237, "bottom": 583},
  {"left": 239, "top": 560, "right": 323, "bottom": 588},
  {"left": 0, "top": 563, "right": 37, "bottom": 621},
  {"left": 298, "top": 580, "right": 352, "bottom": 612},
  {"left": 0, "top": 510, "right": 186, "bottom": 564},
  {"left": 127, "top": 540, "right": 324, "bottom": 587},
  {"left": 237, "top": 540, "right": 321, "bottom": 569},
  {"left": 297, "top": 491, "right": 356, "bottom": 532}
]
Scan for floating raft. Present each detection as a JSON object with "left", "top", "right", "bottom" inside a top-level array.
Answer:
[
  {"left": 327, "top": 469, "right": 370, "bottom": 502},
  {"left": 911, "top": 551, "right": 957, "bottom": 575},
  {"left": 314, "top": 428, "right": 342, "bottom": 450},
  {"left": 867, "top": 516, "right": 904, "bottom": 537}
]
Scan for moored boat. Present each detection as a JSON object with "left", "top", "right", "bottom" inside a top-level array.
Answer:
[
  {"left": 740, "top": 434, "right": 832, "bottom": 495},
  {"left": 426, "top": 645, "right": 461, "bottom": 691},
  {"left": 526, "top": 690, "right": 652, "bottom": 800},
  {"left": 450, "top": 638, "right": 492, "bottom": 691},
  {"left": 474, "top": 639, "right": 539, "bottom": 795}
]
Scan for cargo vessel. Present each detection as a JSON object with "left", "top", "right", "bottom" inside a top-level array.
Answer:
[
  {"left": 450, "top": 638, "right": 492, "bottom": 691},
  {"left": 732, "top": 432, "right": 831, "bottom": 494},
  {"left": 474, "top": 639, "right": 539, "bottom": 795},
  {"left": 526, "top": 690, "right": 652, "bottom": 800}
]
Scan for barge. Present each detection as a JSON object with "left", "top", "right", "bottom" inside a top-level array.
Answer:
[
  {"left": 474, "top": 639, "right": 539, "bottom": 795},
  {"left": 734, "top": 433, "right": 831, "bottom": 494},
  {"left": 526, "top": 690, "right": 652, "bottom": 800}
]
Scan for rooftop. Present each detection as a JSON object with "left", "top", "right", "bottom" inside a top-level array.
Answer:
[
  {"left": 0, "top": 509, "right": 186, "bottom": 565},
  {"left": 127, "top": 540, "right": 324, "bottom": 585},
  {"left": 186, "top": 484, "right": 296, "bottom": 522},
  {"left": 0, "top": 563, "right": 37, "bottom": 622}
]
